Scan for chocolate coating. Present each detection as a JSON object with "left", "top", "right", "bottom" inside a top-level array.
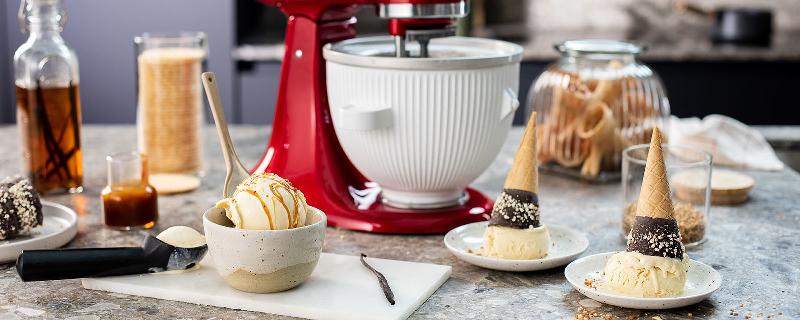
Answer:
[
  {"left": 0, "top": 177, "right": 43, "bottom": 240},
  {"left": 626, "top": 216, "right": 684, "bottom": 259},
  {"left": 488, "top": 189, "right": 541, "bottom": 229}
]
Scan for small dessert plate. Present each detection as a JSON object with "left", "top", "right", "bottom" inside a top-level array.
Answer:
[
  {"left": 0, "top": 201, "right": 78, "bottom": 263},
  {"left": 444, "top": 221, "right": 588, "bottom": 272},
  {"left": 564, "top": 252, "right": 722, "bottom": 309}
]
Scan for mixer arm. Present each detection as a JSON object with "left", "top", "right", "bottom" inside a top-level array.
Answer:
[
  {"left": 260, "top": 0, "right": 467, "bottom": 57},
  {"left": 260, "top": 0, "right": 466, "bottom": 24},
  {"left": 258, "top": 0, "right": 366, "bottom": 22}
]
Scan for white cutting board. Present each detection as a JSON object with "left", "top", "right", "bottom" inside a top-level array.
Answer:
[{"left": 82, "top": 253, "right": 451, "bottom": 320}]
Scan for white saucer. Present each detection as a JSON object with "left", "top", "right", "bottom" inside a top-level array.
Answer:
[
  {"left": 0, "top": 201, "right": 78, "bottom": 263},
  {"left": 564, "top": 252, "right": 722, "bottom": 310},
  {"left": 444, "top": 221, "right": 588, "bottom": 272}
]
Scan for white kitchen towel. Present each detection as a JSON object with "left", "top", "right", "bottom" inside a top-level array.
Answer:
[{"left": 669, "top": 115, "right": 784, "bottom": 171}]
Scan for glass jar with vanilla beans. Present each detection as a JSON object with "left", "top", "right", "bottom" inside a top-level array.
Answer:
[{"left": 14, "top": 0, "right": 83, "bottom": 194}]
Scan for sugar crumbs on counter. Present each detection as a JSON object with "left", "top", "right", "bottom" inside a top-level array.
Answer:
[
  {"left": 729, "top": 302, "right": 786, "bottom": 319},
  {"left": 575, "top": 307, "right": 614, "bottom": 320}
]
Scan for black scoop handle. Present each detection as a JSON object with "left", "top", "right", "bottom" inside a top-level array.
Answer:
[{"left": 16, "top": 247, "right": 159, "bottom": 281}]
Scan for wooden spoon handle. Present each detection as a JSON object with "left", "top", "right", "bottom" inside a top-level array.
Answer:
[{"left": 202, "top": 72, "right": 250, "bottom": 197}]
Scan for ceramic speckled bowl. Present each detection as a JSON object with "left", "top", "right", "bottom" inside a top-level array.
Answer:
[{"left": 202, "top": 206, "right": 326, "bottom": 293}]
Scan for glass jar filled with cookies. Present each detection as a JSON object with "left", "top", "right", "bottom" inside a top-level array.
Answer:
[{"left": 526, "top": 40, "right": 670, "bottom": 181}]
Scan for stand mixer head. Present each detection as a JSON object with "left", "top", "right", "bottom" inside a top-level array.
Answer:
[
  {"left": 261, "top": 0, "right": 466, "bottom": 56},
  {"left": 379, "top": 1, "right": 465, "bottom": 57},
  {"left": 254, "top": 0, "right": 513, "bottom": 233}
]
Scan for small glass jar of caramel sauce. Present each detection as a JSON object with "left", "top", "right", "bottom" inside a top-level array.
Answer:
[{"left": 101, "top": 152, "right": 158, "bottom": 229}]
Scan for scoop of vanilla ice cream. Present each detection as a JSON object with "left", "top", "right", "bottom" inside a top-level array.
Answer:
[
  {"left": 157, "top": 226, "right": 206, "bottom": 248},
  {"left": 603, "top": 251, "right": 688, "bottom": 297},
  {"left": 215, "top": 173, "right": 310, "bottom": 230},
  {"left": 484, "top": 225, "right": 550, "bottom": 260}
]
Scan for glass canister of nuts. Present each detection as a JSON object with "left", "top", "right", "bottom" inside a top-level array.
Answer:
[
  {"left": 526, "top": 40, "right": 670, "bottom": 181},
  {"left": 622, "top": 144, "right": 711, "bottom": 247}
]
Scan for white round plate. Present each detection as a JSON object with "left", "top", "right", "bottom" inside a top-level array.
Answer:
[
  {"left": 444, "top": 221, "right": 589, "bottom": 272},
  {"left": 0, "top": 201, "right": 78, "bottom": 263},
  {"left": 564, "top": 252, "right": 722, "bottom": 309}
]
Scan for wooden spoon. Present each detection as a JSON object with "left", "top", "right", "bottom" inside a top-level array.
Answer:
[{"left": 201, "top": 72, "right": 250, "bottom": 197}]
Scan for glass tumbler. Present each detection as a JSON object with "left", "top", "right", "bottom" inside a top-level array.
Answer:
[
  {"left": 622, "top": 144, "right": 711, "bottom": 247},
  {"left": 101, "top": 152, "right": 158, "bottom": 230},
  {"left": 134, "top": 32, "right": 207, "bottom": 190}
]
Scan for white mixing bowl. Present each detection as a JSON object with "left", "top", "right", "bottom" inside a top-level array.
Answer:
[{"left": 324, "top": 36, "right": 522, "bottom": 208}]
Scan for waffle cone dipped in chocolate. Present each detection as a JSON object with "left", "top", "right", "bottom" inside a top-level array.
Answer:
[
  {"left": 626, "top": 128, "right": 684, "bottom": 260},
  {"left": 602, "top": 128, "right": 687, "bottom": 297},
  {"left": 483, "top": 113, "right": 550, "bottom": 260},
  {"left": 489, "top": 113, "right": 540, "bottom": 228}
]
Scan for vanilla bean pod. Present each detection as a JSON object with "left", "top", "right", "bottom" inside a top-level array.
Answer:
[
  {"left": 34, "top": 82, "right": 69, "bottom": 180},
  {"left": 360, "top": 253, "right": 395, "bottom": 305}
]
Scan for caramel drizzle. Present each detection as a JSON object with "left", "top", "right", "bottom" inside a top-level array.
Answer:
[
  {"left": 235, "top": 173, "right": 303, "bottom": 229},
  {"left": 269, "top": 179, "right": 301, "bottom": 228},
  {"left": 243, "top": 189, "right": 275, "bottom": 230}
]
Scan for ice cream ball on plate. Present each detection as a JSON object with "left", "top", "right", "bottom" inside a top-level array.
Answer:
[
  {"left": 602, "top": 128, "right": 688, "bottom": 298},
  {"left": 483, "top": 113, "right": 551, "bottom": 260}
]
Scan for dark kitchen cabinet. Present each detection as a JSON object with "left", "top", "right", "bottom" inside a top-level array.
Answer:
[
  {"left": 650, "top": 61, "right": 800, "bottom": 125},
  {"left": 518, "top": 60, "right": 800, "bottom": 125}
]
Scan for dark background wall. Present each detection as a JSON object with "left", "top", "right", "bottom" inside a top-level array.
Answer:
[
  {"left": 238, "top": 62, "right": 281, "bottom": 125},
  {"left": 1, "top": 0, "right": 236, "bottom": 124},
  {"left": 1, "top": 2, "right": 11, "bottom": 123}
]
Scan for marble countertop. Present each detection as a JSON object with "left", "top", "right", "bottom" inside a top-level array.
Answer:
[{"left": 1, "top": 125, "right": 799, "bottom": 319}]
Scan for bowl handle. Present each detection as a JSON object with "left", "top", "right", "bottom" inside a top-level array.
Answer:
[
  {"left": 334, "top": 105, "right": 393, "bottom": 131},
  {"left": 500, "top": 88, "right": 520, "bottom": 121}
]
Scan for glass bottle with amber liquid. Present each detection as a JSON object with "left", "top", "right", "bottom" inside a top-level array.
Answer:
[
  {"left": 14, "top": 0, "right": 83, "bottom": 194},
  {"left": 101, "top": 152, "right": 158, "bottom": 230}
]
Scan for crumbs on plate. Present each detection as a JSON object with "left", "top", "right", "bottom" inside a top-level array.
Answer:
[{"left": 466, "top": 247, "right": 485, "bottom": 256}]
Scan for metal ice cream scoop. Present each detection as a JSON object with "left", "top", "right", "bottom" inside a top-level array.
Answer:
[{"left": 16, "top": 229, "right": 208, "bottom": 282}]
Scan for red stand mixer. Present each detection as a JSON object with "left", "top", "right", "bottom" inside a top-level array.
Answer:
[{"left": 254, "top": 0, "right": 494, "bottom": 233}]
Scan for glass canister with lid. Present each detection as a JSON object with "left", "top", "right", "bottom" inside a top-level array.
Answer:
[{"left": 526, "top": 40, "right": 670, "bottom": 181}]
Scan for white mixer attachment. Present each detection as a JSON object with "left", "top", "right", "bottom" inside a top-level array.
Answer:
[
  {"left": 377, "top": 1, "right": 468, "bottom": 19},
  {"left": 376, "top": 1, "right": 467, "bottom": 57},
  {"left": 403, "top": 26, "right": 456, "bottom": 57}
]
